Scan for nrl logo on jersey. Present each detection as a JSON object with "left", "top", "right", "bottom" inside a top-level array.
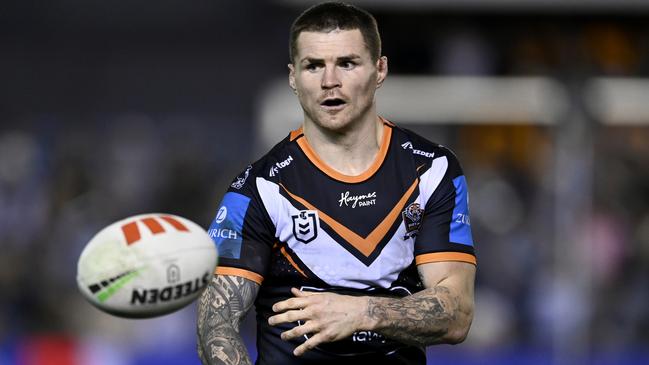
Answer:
[
  {"left": 291, "top": 210, "right": 318, "bottom": 244},
  {"left": 402, "top": 202, "right": 424, "bottom": 239},
  {"left": 231, "top": 165, "right": 252, "bottom": 189},
  {"left": 269, "top": 155, "right": 294, "bottom": 177},
  {"left": 401, "top": 141, "right": 435, "bottom": 159}
]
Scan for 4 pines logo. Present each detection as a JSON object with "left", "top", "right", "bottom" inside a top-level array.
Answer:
[{"left": 269, "top": 155, "right": 294, "bottom": 177}]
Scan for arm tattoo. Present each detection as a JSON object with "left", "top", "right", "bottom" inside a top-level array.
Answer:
[
  {"left": 197, "top": 275, "right": 260, "bottom": 365},
  {"left": 366, "top": 285, "right": 467, "bottom": 347}
]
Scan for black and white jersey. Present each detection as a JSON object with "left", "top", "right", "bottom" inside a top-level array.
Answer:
[{"left": 208, "top": 118, "right": 476, "bottom": 364}]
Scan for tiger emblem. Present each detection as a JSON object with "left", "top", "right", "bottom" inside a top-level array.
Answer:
[{"left": 402, "top": 202, "right": 424, "bottom": 238}]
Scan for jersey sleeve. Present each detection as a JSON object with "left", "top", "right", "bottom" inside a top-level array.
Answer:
[
  {"left": 414, "top": 149, "right": 476, "bottom": 266},
  {"left": 207, "top": 165, "right": 275, "bottom": 284}
]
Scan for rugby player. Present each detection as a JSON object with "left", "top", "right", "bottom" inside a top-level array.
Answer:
[{"left": 197, "top": 2, "right": 476, "bottom": 364}]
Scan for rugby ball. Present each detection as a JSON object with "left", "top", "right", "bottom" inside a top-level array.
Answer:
[{"left": 76, "top": 213, "right": 218, "bottom": 318}]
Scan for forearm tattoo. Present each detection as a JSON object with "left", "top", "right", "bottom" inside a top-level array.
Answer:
[
  {"left": 197, "top": 275, "right": 259, "bottom": 365},
  {"left": 366, "top": 285, "right": 466, "bottom": 347}
]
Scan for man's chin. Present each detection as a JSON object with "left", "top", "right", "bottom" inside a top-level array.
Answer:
[{"left": 313, "top": 114, "right": 354, "bottom": 133}]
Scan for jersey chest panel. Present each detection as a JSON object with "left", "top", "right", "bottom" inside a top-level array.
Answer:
[{"left": 255, "top": 148, "right": 426, "bottom": 289}]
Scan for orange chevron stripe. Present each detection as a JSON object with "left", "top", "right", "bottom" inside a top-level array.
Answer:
[
  {"left": 280, "top": 178, "right": 419, "bottom": 257},
  {"left": 280, "top": 246, "right": 308, "bottom": 278}
]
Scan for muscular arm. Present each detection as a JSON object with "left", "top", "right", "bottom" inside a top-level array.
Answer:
[
  {"left": 365, "top": 261, "right": 476, "bottom": 347},
  {"left": 196, "top": 275, "right": 260, "bottom": 365},
  {"left": 269, "top": 261, "right": 475, "bottom": 355}
]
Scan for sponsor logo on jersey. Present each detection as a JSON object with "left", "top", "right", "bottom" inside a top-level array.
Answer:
[
  {"left": 231, "top": 165, "right": 252, "bottom": 189},
  {"left": 338, "top": 191, "right": 377, "bottom": 208},
  {"left": 208, "top": 192, "right": 250, "bottom": 259},
  {"left": 402, "top": 202, "right": 424, "bottom": 239},
  {"left": 269, "top": 155, "right": 294, "bottom": 177},
  {"left": 401, "top": 141, "right": 435, "bottom": 158},
  {"left": 208, "top": 228, "right": 238, "bottom": 240},
  {"left": 351, "top": 331, "right": 386, "bottom": 343},
  {"left": 291, "top": 210, "right": 318, "bottom": 244},
  {"left": 450, "top": 175, "right": 474, "bottom": 246},
  {"left": 215, "top": 206, "right": 227, "bottom": 223},
  {"left": 455, "top": 213, "right": 471, "bottom": 225}
]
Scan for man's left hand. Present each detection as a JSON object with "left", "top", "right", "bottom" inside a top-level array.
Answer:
[{"left": 268, "top": 287, "right": 369, "bottom": 356}]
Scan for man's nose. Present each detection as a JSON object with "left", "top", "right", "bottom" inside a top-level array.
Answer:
[{"left": 321, "top": 66, "right": 341, "bottom": 89}]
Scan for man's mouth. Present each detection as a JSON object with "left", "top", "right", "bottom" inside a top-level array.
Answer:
[{"left": 320, "top": 98, "right": 347, "bottom": 110}]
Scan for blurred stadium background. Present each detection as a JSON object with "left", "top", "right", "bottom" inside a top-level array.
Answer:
[{"left": 1, "top": 0, "right": 649, "bottom": 364}]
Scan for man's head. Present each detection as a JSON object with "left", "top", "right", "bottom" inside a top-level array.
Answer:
[
  {"left": 288, "top": 2, "right": 387, "bottom": 133},
  {"left": 289, "top": 2, "right": 381, "bottom": 64}
]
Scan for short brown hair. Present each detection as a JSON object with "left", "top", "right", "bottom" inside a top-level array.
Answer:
[{"left": 289, "top": 2, "right": 382, "bottom": 63}]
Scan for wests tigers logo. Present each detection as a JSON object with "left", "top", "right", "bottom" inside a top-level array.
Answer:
[{"left": 402, "top": 202, "right": 423, "bottom": 239}]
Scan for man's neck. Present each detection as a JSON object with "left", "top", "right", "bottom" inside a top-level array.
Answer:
[{"left": 303, "top": 114, "right": 384, "bottom": 177}]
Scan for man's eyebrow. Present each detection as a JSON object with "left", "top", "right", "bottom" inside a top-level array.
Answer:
[
  {"left": 337, "top": 54, "right": 362, "bottom": 61},
  {"left": 299, "top": 54, "right": 362, "bottom": 64},
  {"left": 300, "top": 57, "right": 324, "bottom": 64}
]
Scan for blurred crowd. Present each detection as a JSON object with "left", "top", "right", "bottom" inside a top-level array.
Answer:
[
  {"left": 1, "top": 3, "right": 649, "bottom": 364},
  {"left": 0, "top": 117, "right": 253, "bottom": 364}
]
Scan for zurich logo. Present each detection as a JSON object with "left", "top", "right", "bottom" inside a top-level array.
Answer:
[{"left": 215, "top": 206, "right": 227, "bottom": 224}]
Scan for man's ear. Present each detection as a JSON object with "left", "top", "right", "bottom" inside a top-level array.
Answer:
[
  {"left": 376, "top": 56, "right": 388, "bottom": 89},
  {"left": 288, "top": 63, "right": 297, "bottom": 93}
]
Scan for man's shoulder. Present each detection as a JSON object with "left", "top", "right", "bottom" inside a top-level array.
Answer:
[
  {"left": 388, "top": 122, "right": 458, "bottom": 162},
  {"left": 227, "top": 130, "right": 298, "bottom": 192}
]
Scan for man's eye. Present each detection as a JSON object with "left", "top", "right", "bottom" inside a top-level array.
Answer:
[
  {"left": 305, "top": 64, "right": 321, "bottom": 71},
  {"left": 340, "top": 61, "right": 356, "bottom": 69}
]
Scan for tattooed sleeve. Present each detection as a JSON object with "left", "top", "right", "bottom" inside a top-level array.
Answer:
[
  {"left": 364, "top": 264, "right": 475, "bottom": 348},
  {"left": 366, "top": 286, "right": 459, "bottom": 346},
  {"left": 197, "top": 275, "right": 260, "bottom": 365}
]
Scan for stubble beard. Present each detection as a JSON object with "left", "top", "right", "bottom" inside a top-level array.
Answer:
[{"left": 303, "top": 95, "right": 376, "bottom": 135}]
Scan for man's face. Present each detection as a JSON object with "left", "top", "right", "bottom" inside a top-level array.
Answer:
[{"left": 289, "top": 29, "right": 387, "bottom": 132}]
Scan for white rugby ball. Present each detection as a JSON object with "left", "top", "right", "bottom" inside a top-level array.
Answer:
[{"left": 77, "top": 213, "right": 218, "bottom": 318}]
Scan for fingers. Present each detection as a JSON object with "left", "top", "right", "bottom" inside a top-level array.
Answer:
[
  {"left": 272, "top": 296, "right": 306, "bottom": 313},
  {"left": 291, "top": 287, "right": 316, "bottom": 297},
  {"left": 268, "top": 308, "right": 310, "bottom": 326},
  {"left": 270, "top": 288, "right": 333, "bottom": 357},
  {"left": 272, "top": 288, "right": 321, "bottom": 314},
  {"left": 293, "top": 332, "right": 330, "bottom": 357},
  {"left": 269, "top": 289, "right": 317, "bottom": 326},
  {"left": 280, "top": 320, "right": 319, "bottom": 341}
]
